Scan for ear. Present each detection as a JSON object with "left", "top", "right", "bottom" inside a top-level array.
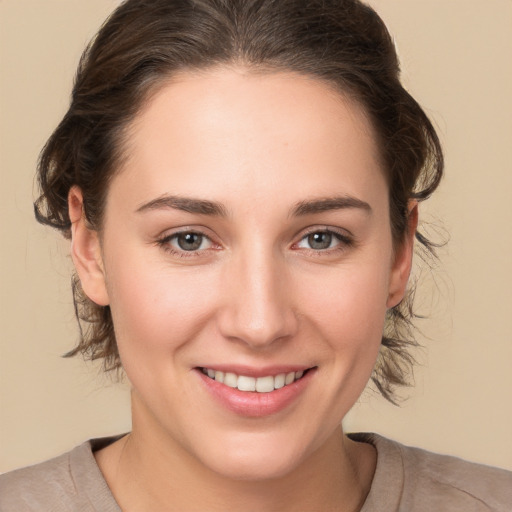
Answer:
[
  {"left": 68, "top": 186, "right": 110, "bottom": 306},
  {"left": 386, "top": 201, "right": 418, "bottom": 309}
]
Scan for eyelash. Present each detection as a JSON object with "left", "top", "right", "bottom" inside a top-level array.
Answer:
[
  {"left": 293, "top": 228, "right": 354, "bottom": 255},
  {"left": 156, "top": 230, "right": 217, "bottom": 258},
  {"left": 155, "top": 227, "right": 354, "bottom": 258}
]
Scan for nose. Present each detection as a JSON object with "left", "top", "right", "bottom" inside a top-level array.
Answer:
[{"left": 217, "top": 248, "right": 298, "bottom": 349}]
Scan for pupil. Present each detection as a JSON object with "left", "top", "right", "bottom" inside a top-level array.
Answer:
[
  {"left": 178, "top": 233, "right": 202, "bottom": 251},
  {"left": 308, "top": 232, "right": 332, "bottom": 250}
]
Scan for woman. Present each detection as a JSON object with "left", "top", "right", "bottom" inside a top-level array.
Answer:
[{"left": 1, "top": 0, "right": 510, "bottom": 510}]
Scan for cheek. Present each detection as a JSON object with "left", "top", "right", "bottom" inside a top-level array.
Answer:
[
  {"left": 104, "top": 253, "right": 219, "bottom": 361},
  {"left": 302, "top": 260, "right": 390, "bottom": 339},
  {"left": 297, "top": 259, "right": 390, "bottom": 384}
]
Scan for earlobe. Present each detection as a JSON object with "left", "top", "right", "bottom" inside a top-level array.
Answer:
[
  {"left": 68, "top": 186, "right": 110, "bottom": 306},
  {"left": 386, "top": 201, "right": 419, "bottom": 309}
]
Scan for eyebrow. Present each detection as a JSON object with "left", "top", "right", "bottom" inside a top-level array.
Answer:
[
  {"left": 136, "top": 194, "right": 371, "bottom": 218},
  {"left": 136, "top": 195, "right": 228, "bottom": 217},
  {"left": 290, "top": 196, "right": 372, "bottom": 217}
]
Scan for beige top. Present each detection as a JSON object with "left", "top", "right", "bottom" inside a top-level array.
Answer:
[{"left": 1, "top": 433, "right": 511, "bottom": 511}]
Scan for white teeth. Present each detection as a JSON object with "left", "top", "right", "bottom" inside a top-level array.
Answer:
[
  {"left": 255, "top": 375, "right": 274, "bottom": 393},
  {"left": 274, "top": 373, "right": 286, "bottom": 389},
  {"left": 285, "top": 372, "right": 295, "bottom": 385},
  {"left": 237, "top": 375, "right": 256, "bottom": 391},
  {"left": 202, "top": 368, "right": 308, "bottom": 392},
  {"left": 224, "top": 372, "right": 238, "bottom": 388}
]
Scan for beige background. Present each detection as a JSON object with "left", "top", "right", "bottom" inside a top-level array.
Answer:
[{"left": 1, "top": 0, "right": 511, "bottom": 473}]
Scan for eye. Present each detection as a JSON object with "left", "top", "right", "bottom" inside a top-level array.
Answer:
[
  {"left": 173, "top": 232, "right": 209, "bottom": 251},
  {"left": 295, "top": 229, "right": 351, "bottom": 251},
  {"left": 158, "top": 231, "right": 214, "bottom": 254}
]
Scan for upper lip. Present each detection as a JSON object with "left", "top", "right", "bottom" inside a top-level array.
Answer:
[{"left": 195, "top": 365, "right": 315, "bottom": 378}]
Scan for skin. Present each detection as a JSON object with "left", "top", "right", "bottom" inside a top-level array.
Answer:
[{"left": 69, "top": 67, "right": 417, "bottom": 511}]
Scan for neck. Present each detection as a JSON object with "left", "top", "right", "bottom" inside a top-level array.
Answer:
[{"left": 96, "top": 395, "right": 375, "bottom": 512}]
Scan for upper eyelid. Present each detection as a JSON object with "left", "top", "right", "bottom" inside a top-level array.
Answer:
[
  {"left": 157, "top": 226, "right": 216, "bottom": 241},
  {"left": 295, "top": 226, "right": 353, "bottom": 240}
]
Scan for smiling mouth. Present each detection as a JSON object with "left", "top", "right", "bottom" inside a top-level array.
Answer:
[{"left": 199, "top": 367, "right": 312, "bottom": 393}]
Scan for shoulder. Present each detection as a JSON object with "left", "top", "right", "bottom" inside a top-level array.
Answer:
[
  {"left": 398, "top": 438, "right": 511, "bottom": 509},
  {"left": 351, "top": 433, "right": 512, "bottom": 512},
  {"left": 0, "top": 437, "right": 122, "bottom": 512},
  {"left": 1, "top": 450, "right": 74, "bottom": 511}
]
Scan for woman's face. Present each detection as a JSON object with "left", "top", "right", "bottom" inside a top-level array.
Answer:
[{"left": 75, "top": 67, "right": 413, "bottom": 480}]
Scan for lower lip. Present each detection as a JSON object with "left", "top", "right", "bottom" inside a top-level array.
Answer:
[{"left": 197, "top": 369, "right": 316, "bottom": 418}]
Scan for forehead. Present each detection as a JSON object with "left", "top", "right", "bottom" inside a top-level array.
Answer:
[{"left": 111, "top": 66, "right": 385, "bottom": 211}]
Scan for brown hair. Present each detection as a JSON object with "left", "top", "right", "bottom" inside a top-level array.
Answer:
[{"left": 35, "top": 0, "right": 443, "bottom": 403}]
